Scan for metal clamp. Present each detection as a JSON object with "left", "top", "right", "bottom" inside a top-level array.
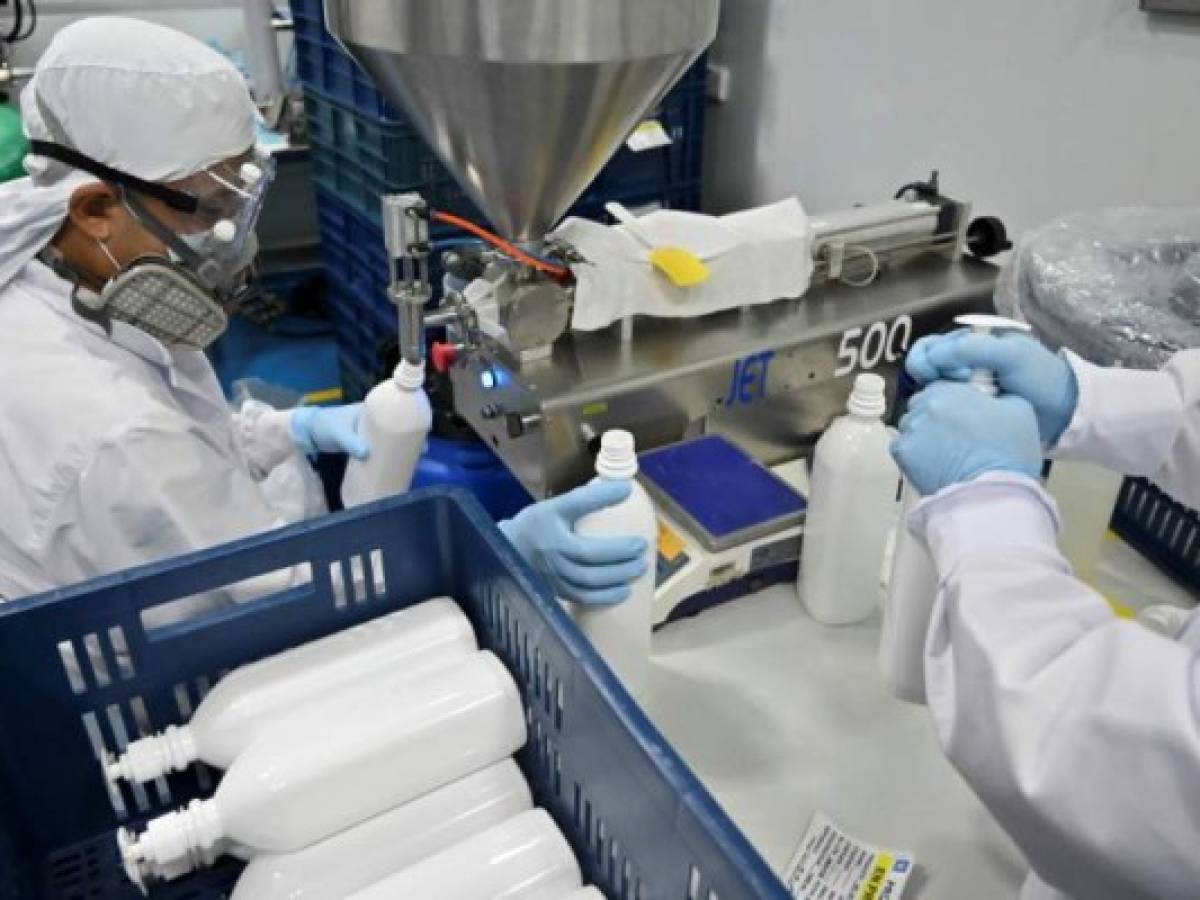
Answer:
[{"left": 382, "top": 193, "right": 432, "bottom": 365}]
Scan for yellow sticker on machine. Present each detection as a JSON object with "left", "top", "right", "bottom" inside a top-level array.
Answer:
[{"left": 658, "top": 521, "right": 687, "bottom": 563}]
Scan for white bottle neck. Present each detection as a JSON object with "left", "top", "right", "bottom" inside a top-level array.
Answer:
[{"left": 393, "top": 360, "right": 425, "bottom": 392}]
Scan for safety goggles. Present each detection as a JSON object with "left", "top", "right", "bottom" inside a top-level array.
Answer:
[{"left": 28, "top": 140, "right": 276, "bottom": 295}]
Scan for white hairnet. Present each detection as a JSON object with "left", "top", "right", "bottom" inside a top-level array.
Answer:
[{"left": 0, "top": 17, "right": 257, "bottom": 291}]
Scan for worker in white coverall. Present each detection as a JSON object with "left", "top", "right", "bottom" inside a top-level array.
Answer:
[
  {"left": 893, "top": 327, "right": 1200, "bottom": 900},
  {"left": 0, "top": 18, "right": 646, "bottom": 616}
]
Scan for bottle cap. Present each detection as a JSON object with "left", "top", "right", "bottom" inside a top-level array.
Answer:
[
  {"left": 954, "top": 315, "right": 1032, "bottom": 396},
  {"left": 596, "top": 430, "right": 638, "bottom": 479},
  {"left": 955, "top": 313, "right": 1030, "bottom": 334},
  {"left": 394, "top": 359, "right": 426, "bottom": 391},
  {"left": 847, "top": 373, "right": 887, "bottom": 418}
]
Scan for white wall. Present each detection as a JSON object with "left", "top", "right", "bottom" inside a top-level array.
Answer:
[
  {"left": 6, "top": 1, "right": 245, "bottom": 67},
  {"left": 705, "top": 0, "right": 1200, "bottom": 236}
]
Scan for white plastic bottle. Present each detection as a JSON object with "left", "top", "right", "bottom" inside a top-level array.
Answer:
[
  {"left": 877, "top": 485, "right": 939, "bottom": 704},
  {"left": 107, "top": 598, "right": 477, "bottom": 785},
  {"left": 800, "top": 374, "right": 899, "bottom": 625},
  {"left": 1046, "top": 460, "right": 1123, "bottom": 586},
  {"left": 120, "top": 652, "right": 527, "bottom": 877},
  {"left": 341, "top": 359, "right": 433, "bottom": 508},
  {"left": 879, "top": 314, "right": 1032, "bottom": 704},
  {"left": 572, "top": 431, "right": 658, "bottom": 698},
  {"left": 125, "top": 759, "right": 531, "bottom": 891},
  {"left": 346, "top": 809, "right": 582, "bottom": 900},
  {"left": 223, "top": 761, "right": 533, "bottom": 900}
]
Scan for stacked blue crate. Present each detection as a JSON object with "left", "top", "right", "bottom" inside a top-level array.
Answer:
[{"left": 289, "top": 0, "right": 708, "bottom": 387}]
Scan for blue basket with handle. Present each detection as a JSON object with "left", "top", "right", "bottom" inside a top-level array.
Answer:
[{"left": 0, "top": 488, "right": 789, "bottom": 900}]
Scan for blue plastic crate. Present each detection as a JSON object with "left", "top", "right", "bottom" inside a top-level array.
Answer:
[
  {"left": 585, "top": 85, "right": 708, "bottom": 204},
  {"left": 289, "top": 0, "right": 404, "bottom": 122},
  {"left": 304, "top": 94, "right": 440, "bottom": 190},
  {"left": 326, "top": 277, "right": 391, "bottom": 396},
  {"left": 0, "top": 489, "right": 789, "bottom": 900},
  {"left": 1112, "top": 478, "right": 1200, "bottom": 592}
]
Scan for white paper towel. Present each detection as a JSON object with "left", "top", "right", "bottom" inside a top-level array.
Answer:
[{"left": 557, "top": 199, "right": 813, "bottom": 332}]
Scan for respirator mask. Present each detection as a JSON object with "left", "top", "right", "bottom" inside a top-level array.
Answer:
[{"left": 30, "top": 140, "right": 276, "bottom": 350}]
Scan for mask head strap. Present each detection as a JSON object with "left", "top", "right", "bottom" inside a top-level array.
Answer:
[{"left": 27, "top": 140, "right": 201, "bottom": 214}]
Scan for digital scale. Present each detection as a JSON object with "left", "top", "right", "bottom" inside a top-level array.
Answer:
[{"left": 639, "top": 435, "right": 808, "bottom": 627}]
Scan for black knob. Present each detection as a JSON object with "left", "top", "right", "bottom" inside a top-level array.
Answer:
[
  {"left": 505, "top": 413, "right": 542, "bottom": 439},
  {"left": 966, "top": 217, "right": 1012, "bottom": 260},
  {"left": 442, "top": 249, "right": 487, "bottom": 283}
]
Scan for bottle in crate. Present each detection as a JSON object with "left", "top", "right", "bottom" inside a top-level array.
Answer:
[
  {"left": 119, "top": 652, "right": 526, "bottom": 877},
  {"left": 107, "top": 598, "right": 476, "bottom": 785},
  {"left": 226, "top": 761, "right": 532, "bottom": 899},
  {"left": 346, "top": 809, "right": 581, "bottom": 900}
]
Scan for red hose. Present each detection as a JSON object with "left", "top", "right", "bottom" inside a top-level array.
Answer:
[{"left": 431, "top": 210, "right": 571, "bottom": 280}]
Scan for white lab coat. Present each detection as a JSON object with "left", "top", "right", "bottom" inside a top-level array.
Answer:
[
  {"left": 0, "top": 260, "right": 304, "bottom": 619},
  {"left": 910, "top": 349, "right": 1200, "bottom": 900}
]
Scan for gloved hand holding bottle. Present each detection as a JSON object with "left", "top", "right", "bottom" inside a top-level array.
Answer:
[
  {"left": 905, "top": 330, "right": 1080, "bottom": 447},
  {"left": 499, "top": 482, "right": 649, "bottom": 607},
  {"left": 890, "top": 382, "right": 1044, "bottom": 496},
  {"left": 290, "top": 404, "right": 370, "bottom": 460}
]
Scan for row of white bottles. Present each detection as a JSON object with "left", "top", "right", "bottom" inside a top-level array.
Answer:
[
  {"left": 572, "top": 430, "right": 659, "bottom": 698},
  {"left": 341, "top": 358, "right": 433, "bottom": 508},
  {"left": 800, "top": 374, "right": 899, "bottom": 625},
  {"left": 121, "top": 651, "right": 526, "bottom": 878},
  {"left": 107, "top": 598, "right": 477, "bottom": 785},
  {"left": 347, "top": 809, "right": 581, "bottom": 900}
]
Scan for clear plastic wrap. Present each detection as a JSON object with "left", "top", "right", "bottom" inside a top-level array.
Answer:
[{"left": 996, "top": 209, "right": 1200, "bottom": 369}]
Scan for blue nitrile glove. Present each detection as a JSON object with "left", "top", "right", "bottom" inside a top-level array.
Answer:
[
  {"left": 891, "top": 382, "right": 1044, "bottom": 496},
  {"left": 290, "top": 404, "right": 369, "bottom": 460},
  {"left": 905, "top": 331, "right": 1080, "bottom": 447},
  {"left": 499, "top": 481, "right": 649, "bottom": 607}
]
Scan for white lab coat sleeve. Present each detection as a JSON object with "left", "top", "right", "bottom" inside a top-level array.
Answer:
[
  {"left": 911, "top": 473, "right": 1200, "bottom": 900},
  {"left": 231, "top": 400, "right": 300, "bottom": 479},
  {"left": 1055, "top": 350, "right": 1200, "bottom": 509},
  {"left": 56, "top": 424, "right": 305, "bottom": 628}
]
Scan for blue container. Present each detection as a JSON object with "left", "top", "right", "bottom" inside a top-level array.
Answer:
[
  {"left": 326, "top": 277, "right": 390, "bottom": 400},
  {"left": 290, "top": 0, "right": 404, "bottom": 122},
  {"left": 0, "top": 489, "right": 789, "bottom": 900},
  {"left": 1112, "top": 478, "right": 1200, "bottom": 592},
  {"left": 413, "top": 437, "right": 533, "bottom": 522}
]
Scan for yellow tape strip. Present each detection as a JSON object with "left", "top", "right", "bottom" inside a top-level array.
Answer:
[
  {"left": 857, "top": 853, "right": 895, "bottom": 900},
  {"left": 302, "top": 388, "right": 344, "bottom": 406}
]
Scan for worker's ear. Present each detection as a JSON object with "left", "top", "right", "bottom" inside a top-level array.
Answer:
[{"left": 65, "top": 183, "right": 123, "bottom": 242}]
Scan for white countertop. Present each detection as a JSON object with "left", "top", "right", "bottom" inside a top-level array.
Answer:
[
  {"left": 640, "top": 503, "right": 1195, "bottom": 899},
  {"left": 643, "top": 584, "right": 1029, "bottom": 899}
]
